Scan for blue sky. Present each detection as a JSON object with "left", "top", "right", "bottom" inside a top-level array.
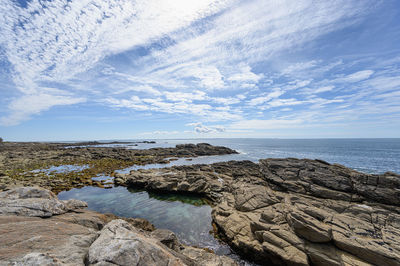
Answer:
[{"left": 0, "top": 0, "right": 400, "bottom": 141}]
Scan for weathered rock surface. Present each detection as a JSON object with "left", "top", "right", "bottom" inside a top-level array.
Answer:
[
  {"left": 0, "top": 186, "right": 87, "bottom": 217},
  {"left": 87, "top": 219, "right": 185, "bottom": 266},
  {"left": 118, "top": 158, "right": 400, "bottom": 265},
  {"left": 0, "top": 213, "right": 99, "bottom": 265},
  {"left": 0, "top": 187, "right": 237, "bottom": 266}
]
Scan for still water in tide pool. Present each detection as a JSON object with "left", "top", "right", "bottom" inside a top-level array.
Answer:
[{"left": 58, "top": 186, "right": 233, "bottom": 255}]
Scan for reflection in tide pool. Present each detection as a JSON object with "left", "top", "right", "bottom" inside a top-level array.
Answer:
[{"left": 58, "top": 186, "right": 232, "bottom": 255}]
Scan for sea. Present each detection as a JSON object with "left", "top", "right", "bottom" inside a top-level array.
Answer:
[{"left": 86, "top": 138, "right": 400, "bottom": 174}]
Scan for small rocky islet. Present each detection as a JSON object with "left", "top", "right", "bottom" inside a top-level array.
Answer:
[{"left": 1, "top": 142, "right": 400, "bottom": 265}]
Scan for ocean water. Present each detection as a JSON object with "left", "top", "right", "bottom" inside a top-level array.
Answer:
[{"left": 90, "top": 138, "right": 400, "bottom": 174}]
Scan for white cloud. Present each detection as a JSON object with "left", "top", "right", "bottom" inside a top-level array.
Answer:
[
  {"left": 373, "top": 90, "right": 400, "bottom": 99},
  {"left": 364, "top": 75, "right": 400, "bottom": 91},
  {"left": 0, "top": 93, "right": 86, "bottom": 126},
  {"left": 105, "top": 95, "right": 242, "bottom": 121},
  {"left": 302, "top": 85, "right": 335, "bottom": 94},
  {"left": 211, "top": 97, "right": 241, "bottom": 105},
  {"left": 104, "top": 97, "right": 149, "bottom": 111},
  {"left": 163, "top": 90, "right": 206, "bottom": 102},
  {"left": 0, "top": 0, "right": 231, "bottom": 124},
  {"left": 265, "top": 98, "right": 304, "bottom": 108},
  {"left": 182, "top": 66, "right": 225, "bottom": 90},
  {"left": 285, "top": 80, "right": 312, "bottom": 90},
  {"left": 337, "top": 70, "right": 374, "bottom": 83},
  {"left": 227, "top": 64, "right": 263, "bottom": 84},
  {"left": 187, "top": 122, "right": 226, "bottom": 133},
  {"left": 314, "top": 86, "right": 335, "bottom": 93},
  {"left": 281, "top": 60, "right": 319, "bottom": 75},
  {"left": 0, "top": 0, "right": 379, "bottom": 126},
  {"left": 248, "top": 88, "right": 283, "bottom": 106},
  {"left": 113, "top": 85, "right": 162, "bottom": 96},
  {"left": 0, "top": 0, "right": 230, "bottom": 88}
]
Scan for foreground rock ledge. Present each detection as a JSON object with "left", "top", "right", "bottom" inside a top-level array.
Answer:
[
  {"left": 115, "top": 158, "right": 400, "bottom": 266},
  {"left": 0, "top": 187, "right": 237, "bottom": 266}
]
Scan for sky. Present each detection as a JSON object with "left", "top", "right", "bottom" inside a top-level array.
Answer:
[{"left": 0, "top": 0, "right": 399, "bottom": 141}]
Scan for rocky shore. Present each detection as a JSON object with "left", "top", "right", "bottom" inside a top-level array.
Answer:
[
  {"left": 115, "top": 158, "right": 400, "bottom": 265},
  {"left": 2, "top": 141, "right": 400, "bottom": 265},
  {"left": 0, "top": 187, "right": 237, "bottom": 265},
  {"left": 0, "top": 142, "right": 237, "bottom": 193}
]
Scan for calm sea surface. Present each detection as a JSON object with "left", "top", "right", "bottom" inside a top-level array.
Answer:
[{"left": 91, "top": 138, "right": 400, "bottom": 174}]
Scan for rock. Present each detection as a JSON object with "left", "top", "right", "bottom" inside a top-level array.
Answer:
[
  {"left": 87, "top": 219, "right": 185, "bottom": 266},
  {"left": 10, "top": 253, "right": 64, "bottom": 266},
  {"left": 151, "top": 229, "right": 181, "bottom": 251},
  {"left": 119, "top": 159, "right": 400, "bottom": 266},
  {"left": 0, "top": 214, "right": 98, "bottom": 265},
  {"left": 259, "top": 158, "right": 400, "bottom": 206},
  {"left": 233, "top": 183, "right": 279, "bottom": 212},
  {"left": 175, "top": 143, "right": 238, "bottom": 156},
  {"left": 180, "top": 246, "right": 238, "bottom": 266},
  {"left": 0, "top": 187, "right": 87, "bottom": 217},
  {"left": 287, "top": 208, "right": 332, "bottom": 243},
  {"left": 305, "top": 242, "right": 371, "bottom": 266},
  {"left": 151, "top": 228, "right": 238, "bottom": 266},
  {"left": 0, "top": 186, "right": 56, "bottom": 199}
]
